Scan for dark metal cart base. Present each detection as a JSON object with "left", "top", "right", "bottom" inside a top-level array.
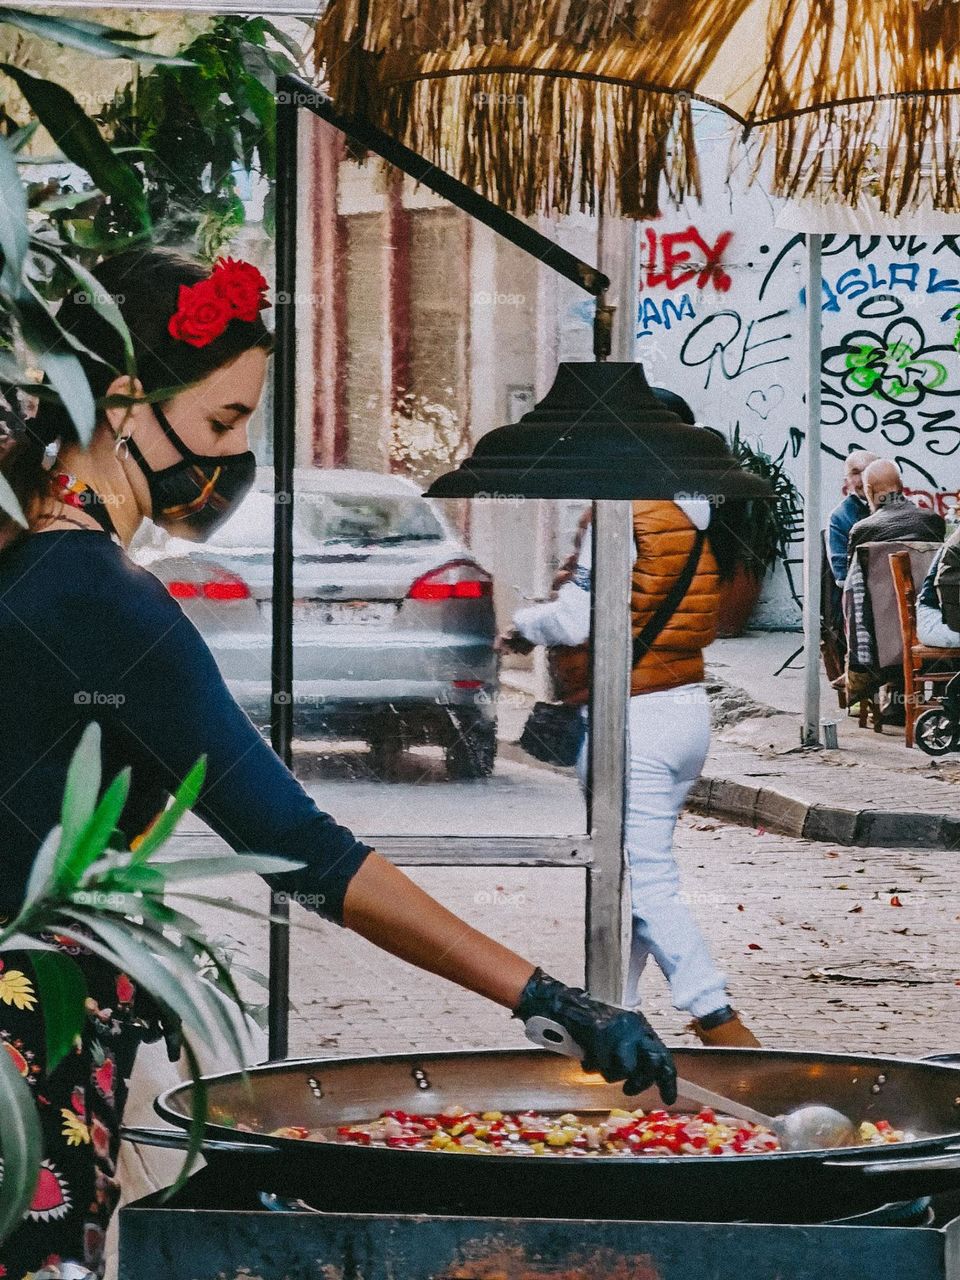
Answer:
[{"left": 120, "top": 1171, "right": 960, "bottom": 1280}]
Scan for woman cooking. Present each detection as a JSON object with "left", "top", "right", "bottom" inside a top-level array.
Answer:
[{"left": 0, "top": 248, "right": 675, "bottom": 1279}]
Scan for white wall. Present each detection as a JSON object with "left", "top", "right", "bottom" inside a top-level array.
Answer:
[{"left": 631, "top": 108, "right": 960, "bottom": 627}]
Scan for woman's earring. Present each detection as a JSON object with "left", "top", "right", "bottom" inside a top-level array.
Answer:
[{"left": 114, "top": 432, "right": 131, "bottom": 461}]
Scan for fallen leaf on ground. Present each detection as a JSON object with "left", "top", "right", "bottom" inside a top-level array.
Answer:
[
  {"left": 737, "top": 904, "right": 745, "bottom": 912},
  {"left": 890, "top": 895, "right": 904, "bottom": 907},
  {"left": 747, "top": 943, "right": 763, "bottom": 951},
  {"left": 848, "top": 905, "right": 864, "bottom": 913}
]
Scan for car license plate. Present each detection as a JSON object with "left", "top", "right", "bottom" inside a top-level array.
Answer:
[{"left": 263, "top": 599, "right": 396, "bottom": 626}]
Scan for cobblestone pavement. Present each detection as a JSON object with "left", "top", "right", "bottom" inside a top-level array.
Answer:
[{"left": 176, "top": 813, "right": 960, "bottom": 1062}]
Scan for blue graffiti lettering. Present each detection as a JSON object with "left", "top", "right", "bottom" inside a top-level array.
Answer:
[{"left": 636, "top": 292, "right": 695, "bottom": 337}]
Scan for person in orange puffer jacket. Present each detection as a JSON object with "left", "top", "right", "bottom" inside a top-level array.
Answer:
[{"left": 501, "top": 421, "right": 759, "bottom": 1049}]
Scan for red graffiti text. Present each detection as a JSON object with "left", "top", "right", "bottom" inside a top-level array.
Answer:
[{"left": 643, "top": 227, "right": 734, "bottom": 293}]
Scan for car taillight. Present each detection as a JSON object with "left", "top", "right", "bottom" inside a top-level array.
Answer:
[
  {"left": 167, "top": 575, "right": 251, "bottom": 602},
  {"left": 407, "top": 560, "right": 492, "bottom": 602}
]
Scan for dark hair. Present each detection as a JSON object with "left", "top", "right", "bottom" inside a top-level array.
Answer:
[
  {"left": 4, "top": 247, "right": 274, "bottom": 532},
  {"left": 650, "top": 386, "right": 696, "bottom": 425},
  {"left": 704, "top": 501, "right": 748, "bottom": 582}
]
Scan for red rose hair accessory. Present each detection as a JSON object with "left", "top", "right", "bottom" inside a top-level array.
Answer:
[{"left": 167, "top": 257, "right": 271, "bottom": 348}]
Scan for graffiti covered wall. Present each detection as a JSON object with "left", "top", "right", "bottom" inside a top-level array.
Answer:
[{"left": 633, "top": 110, "right": 960, "bottom": 627}]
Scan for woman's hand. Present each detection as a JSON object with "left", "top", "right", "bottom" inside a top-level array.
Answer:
[
  {"left": 513, "top": 968, "right": 677, "bottom": 1103},
  {"left": 342, "top": 858, "right": 676, "bottom": 1102}
]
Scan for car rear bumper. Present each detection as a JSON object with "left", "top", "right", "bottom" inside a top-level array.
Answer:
[{"left": 230, "top": 682, "right": 496, "bottom": 738}]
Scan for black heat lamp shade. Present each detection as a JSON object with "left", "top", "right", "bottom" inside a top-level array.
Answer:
[{"left": 425, "top": 362, "right": 772, "bottom": 501}]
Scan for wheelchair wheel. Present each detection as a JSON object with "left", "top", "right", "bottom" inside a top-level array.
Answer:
[{"left": 914, "top": 708, "right": 960, "bottom": 756}]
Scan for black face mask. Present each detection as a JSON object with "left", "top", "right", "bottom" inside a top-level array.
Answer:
[{"left": 126, "top": 402, "right": 257, "bottom": 542}]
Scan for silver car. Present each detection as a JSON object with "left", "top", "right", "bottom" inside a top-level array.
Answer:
[{"left": 132, "top": 468, "right": 498, "bottom": 778}]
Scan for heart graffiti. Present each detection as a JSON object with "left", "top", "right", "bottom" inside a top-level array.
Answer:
[{"left": 746, "top": 385, "right": 786, "bottom": 420}]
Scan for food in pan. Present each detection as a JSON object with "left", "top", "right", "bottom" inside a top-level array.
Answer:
[{"left": 266, "top": 1106, "right": 910, "bottom": 1156}]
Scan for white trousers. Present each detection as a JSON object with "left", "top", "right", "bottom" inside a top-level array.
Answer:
[{"left": 577, "top": 684, "right": 729, "bottom": 1019}]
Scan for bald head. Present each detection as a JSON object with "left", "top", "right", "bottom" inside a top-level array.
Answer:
[
  {"left": 863, "top": 459, "right": 903, "bottom": 511},
  {"left": 844, "top": 450, "right": 879, "bottom": 500}
]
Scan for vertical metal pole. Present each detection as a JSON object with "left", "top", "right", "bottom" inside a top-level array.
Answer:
[
  {"left": 268, "top": 97, "right": 298, "bottom": 1061},
  {"left": 585, "top": 501, "right": 631, "bottom": 1002},
  {"left": 802, "top": 233, "right": 823, "bottom": 748}
]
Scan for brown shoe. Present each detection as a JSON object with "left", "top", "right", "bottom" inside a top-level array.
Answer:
[{"left": 689, "top": 1011, "right": 761, "bottom": 1048}]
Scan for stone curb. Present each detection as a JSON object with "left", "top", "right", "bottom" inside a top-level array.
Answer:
[{"left": 687, "top": 776, "right": 960, "bottom": 850}]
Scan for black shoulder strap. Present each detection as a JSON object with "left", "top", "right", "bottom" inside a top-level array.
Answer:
[{"left": 632, "top": 529, "right": 707, "bottom": 667}]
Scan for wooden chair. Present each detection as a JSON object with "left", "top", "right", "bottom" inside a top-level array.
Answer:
[{"left": 889, "top": 551, "right": 960, "bottom": 748}]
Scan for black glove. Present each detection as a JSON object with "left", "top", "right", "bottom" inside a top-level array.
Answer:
[{"left": 513, "top": 968, "right": 677, "bottom": 1104}]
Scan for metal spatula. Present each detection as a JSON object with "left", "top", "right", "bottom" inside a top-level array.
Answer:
[{"left": 524, "top": 1016, "right": 858, "bottom": 1152}]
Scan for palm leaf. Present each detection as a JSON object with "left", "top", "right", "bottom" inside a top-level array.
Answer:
[
  {"left": 29, "top": 952, "right": 86, "bottom": 1073},
  {"left": 13, "top": 287, "right": 96, "bottom": 441},
  {"left": 0, "top": 1033, "right": 43, "bottom": 1244},
  {"left": 0, "top": 134, "right": 28, "bottom": 294},
  {"left": 0, "top": 10, "right": 194, "bottom": 66},
  {"left": 32, "top": 247, "right": 135, "bottom": 375},
  {"left": 0, "top": 64, "right": 150, "bottom": 232},
  {"left": 162, "top": 1037, "right": 206, "bottom": 1197},
  {"left": 55, "top": 724, "right": 101, "bottom": 880},
  {"left": 0, "top": 471, "right": 26, "bottom": 529},
  {"left": 50, "top": 919, "right": 218, "bottom": 1054},
  {"left": 130, "top": 757, "right": 206, "bottom": 864},
  {"left": 149, "top": 855, "right": 304, "bottom": 882},
  {"left": 60, "top": 766, "right": 131, "bottom": 890}
]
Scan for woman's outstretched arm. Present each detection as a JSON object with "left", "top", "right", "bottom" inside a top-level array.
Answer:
[{"left": 342, "top": 851, "right": 536, "bottom": 1008}]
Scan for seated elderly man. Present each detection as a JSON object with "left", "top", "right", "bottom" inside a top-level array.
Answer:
[
  {"left": 846, "top": 460, "right": 945, "bottom": 566},
  {"left": 917, "top": 529, "right": 960, "bottom": 647},
  {"left": 827, "top": 450, "right": 877, "bottom": 587},
  {"left": 843, "top": 461, "right": 945, "bottom": 723}
]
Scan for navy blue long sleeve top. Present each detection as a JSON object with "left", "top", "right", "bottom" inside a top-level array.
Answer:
[{"left": 0, "top": 529, "right": 373, "bottom": 921}]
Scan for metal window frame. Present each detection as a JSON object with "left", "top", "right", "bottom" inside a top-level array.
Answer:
[{"left": 269, "top": 78, "right": 630, "bottom": 1057}]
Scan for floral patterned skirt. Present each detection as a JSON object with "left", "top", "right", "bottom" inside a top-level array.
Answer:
[{"left": 0, "top": 943, "right": 142, "bottom": 1280}]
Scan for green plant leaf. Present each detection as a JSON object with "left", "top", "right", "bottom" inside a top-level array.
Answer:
[
  {"left": 260, "top": 19, "right": 307, "bottom": 64},
  {"left": 32, "top": 246, "right": 135, "bottom": 373},
  {"left": 14, "top": 288, "right": 96, "bottom": 441},
  {"left": 76, "top": 913, "right": 249, "bottom": 1066},
  {"left": 51, "top": 919, "right": 218, "bottom": 1053},
  {"left": 150, "top": 856, "right": 305, "bottom": 882},
  {"left": 0, "top": 64, "right": 150, "bottom": 232},
  {"left": 6, "top": 121, "right": 38, "bottom": 153},
  {"left": 161, "top": 1036, "right": 207, "bottom": 1198},
  {"left": 29, "top": 951, "right": 86, "bottom": 1073},
  {"left": 0, "top": 1030, "right": 43, "bottom": 1246},
  {"left": 61, "top": 767, "right": 131, "bottom": 890},
  {"left": 0, "top": 10, "right": 194, "bottom": 65},
  {"left": 0, "top": 470, "right": 26, "bottom": 529},
  {"left": 55, "top": 724, "right": 102, "bottom": 883},
  {"left": 130, "top": 757, "right": 206, "bottom": 864},
  {"left": 21, "top": 825, "right": 63, "bottom": 912},
  {"left": 0, "top": 134, "right": 28, "bottom": 294}
]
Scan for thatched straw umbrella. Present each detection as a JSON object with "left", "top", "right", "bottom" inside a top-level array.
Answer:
[
  {"left": 314, "top": 0, "right": 960, "bottom": 221},
  {"left": 314, "top": 0, "right": 960, "bottom": 743}
]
